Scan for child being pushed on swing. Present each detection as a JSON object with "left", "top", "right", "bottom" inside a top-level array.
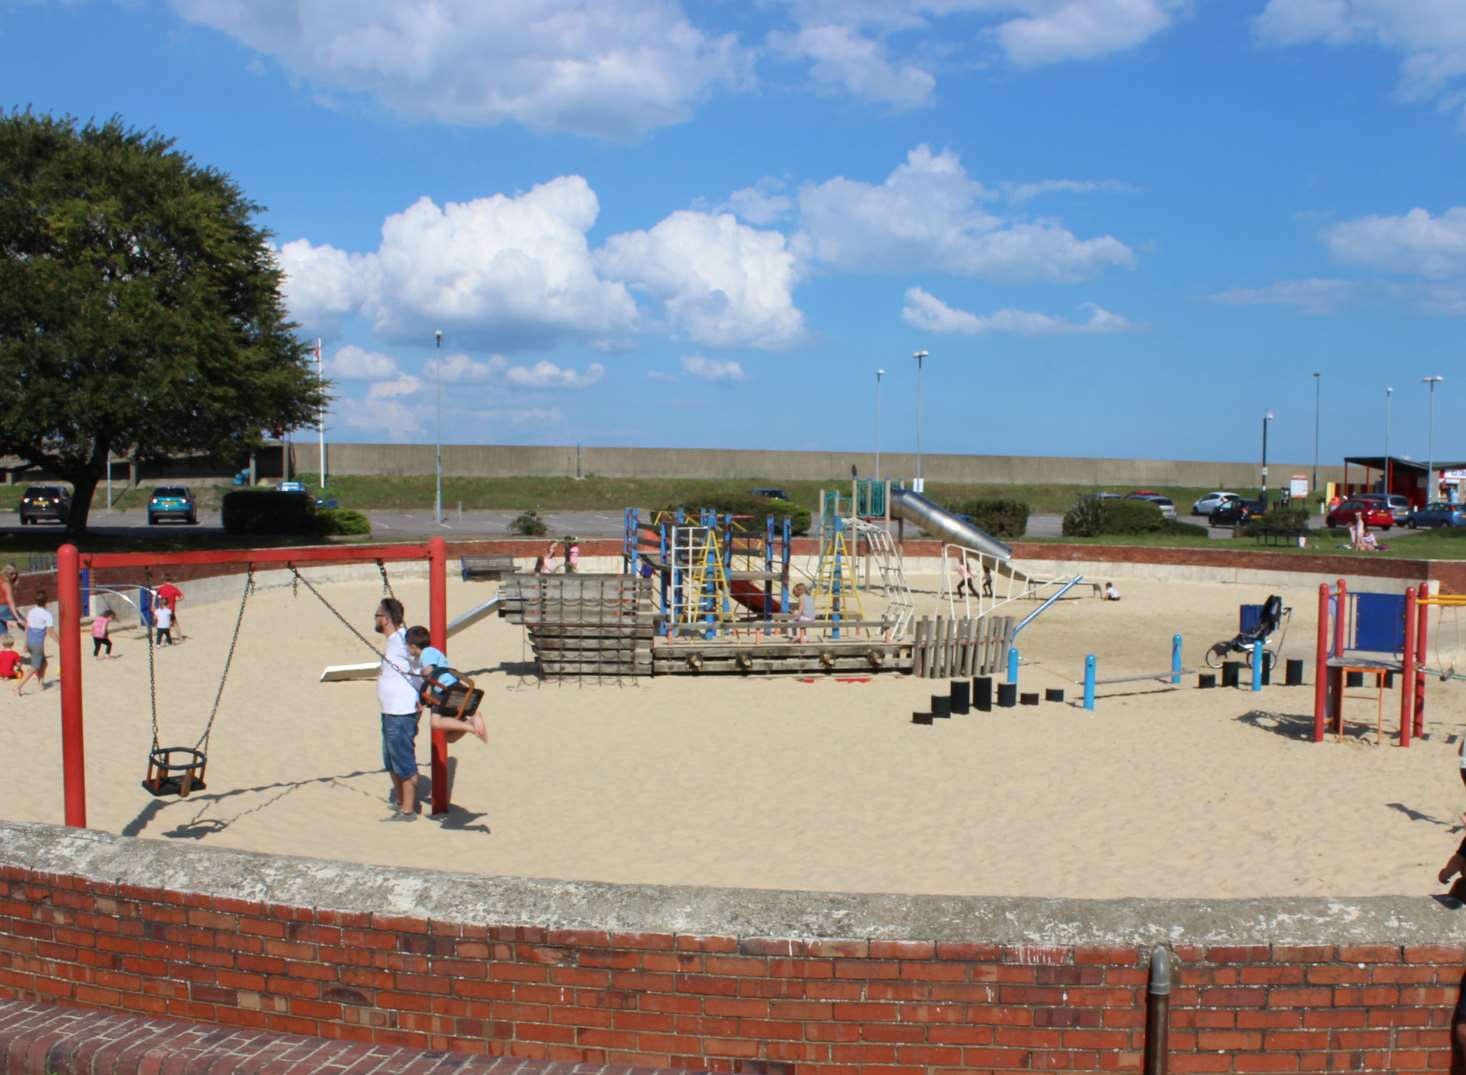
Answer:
[{"left": 405, "top": 626, "right": 487, "bottom": 744}]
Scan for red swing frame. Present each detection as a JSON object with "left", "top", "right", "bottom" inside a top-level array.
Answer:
[{"left": 56, "top": 537, "right": 450, "bottom": 828}]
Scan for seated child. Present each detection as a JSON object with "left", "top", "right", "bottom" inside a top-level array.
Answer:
[
  {"left": 404, "top": 625, "right": 486, "bottom": 744},
  {"left": 790, "top": 582, "right": 816, "bottom": 643},
  {"left": 1104, "top": 582, "right": 1121, "bottom": 601},
  {"left": 0, "top": 637, "right": 21, "bottom": 679}
]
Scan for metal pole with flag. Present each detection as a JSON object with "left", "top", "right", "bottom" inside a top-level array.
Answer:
[{"left": 317, "top": 338, "right": 326, "bottom": 488}]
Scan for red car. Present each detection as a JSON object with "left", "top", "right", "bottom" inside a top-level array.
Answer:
[{"left": 1326, "top": 500, "right": 1394, "bottom": 530}]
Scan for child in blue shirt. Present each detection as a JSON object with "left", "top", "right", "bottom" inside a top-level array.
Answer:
[{"left": 405, "top": 626, "right": 486, "bottom": 743}]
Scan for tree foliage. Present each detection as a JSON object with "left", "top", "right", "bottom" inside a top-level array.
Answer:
[{"left": 0, "top": 110, "right": 326, "bottom": 531}]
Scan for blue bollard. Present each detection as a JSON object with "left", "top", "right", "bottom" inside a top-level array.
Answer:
[
  {"left": 1172, "top": 634, "right": 1183, "bottom": 685},
  {"left": 1251, "top": 640, "right": 1264, "bottom": 692},
  {"left": 1083, "top": 655, "right": 1096, "bottom": 711},
  {"left": 1007, "top": 646, "right": 1019, "bottom": 684}
]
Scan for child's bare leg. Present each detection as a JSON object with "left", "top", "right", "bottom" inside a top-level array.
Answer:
[
  {"left": 471, "top": 712, "right": 487, "bottom": 742},
  {"left": 429, "top": 713, "right": 470, "bottom": 743}
]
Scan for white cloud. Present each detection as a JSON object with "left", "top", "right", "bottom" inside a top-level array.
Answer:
[
  {"left": 1004, "top": 178, "right": 1138, "bottom": 203},
  {"left": 992, "top": 0, "right": 1184, "bottom": 68},
  {"left": 1324, "top": 207, "right": 1466, "bottom": 278},
  {"left": 796, "top": 145, "right": 1134, "bottom": 282},
  {"left": 724, "top": 179, "right": 794, "bottom": 226},
  {"left": 426, "top": 353, "right": 499, "bottom": 384},
  {"left": 1254, "top": 1, "right": 1466, "bottom": 127},
  {"left": 367, "top": 375, "right": 422, "bottom": 399},
  {"left": 901, "top": 287, "right": 1132, "bottom": 334},
  {"left": 325, "top": 344, "right": 400, "bottom": 381},
  {"left": 770, "top": 23, "right": 935, "bottom": 107},
  {"left": 426, "top": 351, "right": 605, "bottom": 388},
  {"left": 276, "top": 239, "right": 372, "bottom": 335},
  {"left": 598, "top": 211, "right": 804, "bottom": 348},
  {"left": 1209, "top": 278, "right": 1361, "bottom": 315},
  {"left": 168, "top": 0, "right": 747, "bottom": 140},
  {"left": 681, "top": 355, "right": 747, "bottom": 381},
  {"left": 334, "top": 397, "right": 423, "bottom": 441}
]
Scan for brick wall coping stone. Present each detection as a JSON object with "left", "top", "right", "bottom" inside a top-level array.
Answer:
[{"left": 6, "top": 820, "right": 1465, "bottom": 947}]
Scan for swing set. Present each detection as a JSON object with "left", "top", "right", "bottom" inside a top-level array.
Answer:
[{"left": 53, "top": 538, "right": 450, "bottom": 829}]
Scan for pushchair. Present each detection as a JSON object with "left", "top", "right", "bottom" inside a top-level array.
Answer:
[{"left": 1205, "top": 594, "right": 1291, "bottom": 673}]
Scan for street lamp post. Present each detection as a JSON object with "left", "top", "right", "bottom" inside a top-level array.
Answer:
[
  {"left": 434, "top": 330, "right": 444, "bottom": 526},
  {"left": 875, "top": 368, "right": 885, "bottom": 484},
  {"left": 1424, "top": 375, "right": 1445, "bottom": 505},
  {"left": 1385, "top": 386, "right": 1393, "bottom": 497},
  {"left": 1311, "top": 371, "right": 1320, "bottom": 496},
  {"left": 1261, "top": 410, "right": 1275, "bottom": 509},
  {"left": 913, "top": 350, "right": 928, "bottom": 488}
]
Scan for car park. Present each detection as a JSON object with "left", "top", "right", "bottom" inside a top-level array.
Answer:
[
  {"left": 1208, "top": 498, "right": 1262, "bottom": 526},
  {"left": 1126, "top": 492, "right": 1176, "bottom": 519},
  {"left": 1192, "top": 491, "right": 1239, "bottom": 516},
  {"left": 147, "top": 486, "right": 197, "bottom": 525},
  {"left": 18, "top": 485, "right": 71, "bottom": 525},
  {"left": 1326, "top": 500, "right": 1394, "bottom": 529},
  {"left": 1356, "top": 492, "right": 1411, "bottom": 522},
  {"left": 1407, "top": 502, "right": 1466, "bottom": 528}
]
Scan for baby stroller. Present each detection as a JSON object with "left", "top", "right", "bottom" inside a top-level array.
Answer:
[{"left": 1205, "top": 594, "right": 1291, "bottom": 673}]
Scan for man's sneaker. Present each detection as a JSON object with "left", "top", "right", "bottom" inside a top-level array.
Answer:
[{"left": 382, "top": 811, "right": 418, "bottom": 823}]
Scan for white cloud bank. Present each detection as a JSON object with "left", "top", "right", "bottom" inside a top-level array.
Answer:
[
  {"left": 1324, "top": 207, "right": 1466, "bottom": 278},
  {"left": 681, "top": 355, "right": 746, "bottom": 381},
  {"left": 901, "top": 287, "right": 1132, "bottom": 334}
]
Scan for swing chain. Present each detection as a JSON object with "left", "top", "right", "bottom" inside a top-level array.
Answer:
[
  {"left": 291, "top": 567, "right": 413, "bottom": 677},
  {"left": 144, "top": 567, "right": 159, "bottom": 753},
  {"left": 195, "top": 569, "right": 254, "bottom": 754},
  {"left": 378, "top": 560, "right": 395, "bottom": 601}
]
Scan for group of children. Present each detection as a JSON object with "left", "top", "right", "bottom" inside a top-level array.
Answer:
[
  {"left": 533, "top": 538, "right": 581, "bottom": 575},
  {"left": 0, "top": 565, "right": 60, "bottom": 696}
]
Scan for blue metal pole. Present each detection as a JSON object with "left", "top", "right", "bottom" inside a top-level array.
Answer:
[
  {"left": 1083, "top": 654, "right": 1096, "bottom": 711},
  {"left": 1171, "top": 634, "right": 1183, "bottom": 685},
  {"left": 1007, "top": 645, "right": 1019, "bottom": 684},
  {"left": 1251, "top": 640, "right": 1264, "bottom": 692}
]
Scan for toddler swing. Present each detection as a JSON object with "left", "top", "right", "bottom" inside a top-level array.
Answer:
[{"left": 141, "top": 568, "right": 253, "bottom": 798}]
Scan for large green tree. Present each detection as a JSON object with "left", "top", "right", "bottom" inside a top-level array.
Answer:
[{"left": 0, "top": 111, "right": 326, "bottom": 532}]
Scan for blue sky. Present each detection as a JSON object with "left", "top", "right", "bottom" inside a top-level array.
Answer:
[{"left": 7, "top": 1, "right": 1466, "bottom": 468}]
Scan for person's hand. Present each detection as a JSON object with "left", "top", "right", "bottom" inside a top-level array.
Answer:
[{"left": 1441, "top": 865, "right": 1456, "bottom": 885}]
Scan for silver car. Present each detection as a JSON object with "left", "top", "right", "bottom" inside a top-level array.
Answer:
[{"left": 1192, "top": 491, "right": 1238, "bottom": 516}]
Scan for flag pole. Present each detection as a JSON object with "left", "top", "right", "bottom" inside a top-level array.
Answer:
[{"left": 317, "top": 338, "right": 326, "bottom": 488}]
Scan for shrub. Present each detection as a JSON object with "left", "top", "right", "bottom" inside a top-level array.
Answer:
[
  {"left": 1248, "top": 507, "right": 1310, "bottom": 533},
  {"left": 312, "top": 508, "right": 371, "bottom": 536},
  {"left": 510, "top": 509, "right": 548, "bottom": 536},
  {"left": 945, "top": 498, "right": 1030, "bottom": 540},
  {"left": 1062, "top": 495, "right": 1105, "bottom": 537},
  {"left": 1161, "top": 519, "right": 1209, "bottom": 538},
  {"left": 657, "top": 494, "right": 812, "bottom": 536},
  {"left": 221, "top": 490, "right": 315, "bottom": 534},
  {"left": 1062, "top": 495, "right": 1165, "bottom": 537}
]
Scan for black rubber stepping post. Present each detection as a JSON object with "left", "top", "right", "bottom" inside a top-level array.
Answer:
[
  {"left": 1197, "top": 673, "right": 1217, "bottom": 689},
  {"left": 932, "top": 694, "right": 951, "bottom": 719},
  {"left": 912, "top": 712, "right": 933, "bottom": 725},
  {"left": 951, "top": 680, "right": 971, "bottom": 715},
  {"left": 974, "top": 676, "right": 993, "bottom": 712},
  {"left": 1222, "top": 661, "right": 1240, "bottom": 688},
  {"left": 1285, "top": 658, "right": 1304, "bottom": 687},
  {"left": 1045, "top": 688, "right": 1065, "bottom": 703},
  {"left": 1020, "top": 692, "right": 1039, "bottom": 706},
  {"left": 997, "top": 682, "right": 1017, "bottom": 708}
]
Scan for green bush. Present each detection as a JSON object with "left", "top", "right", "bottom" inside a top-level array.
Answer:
[
  {"left": 509, "top": 509, "right": 549, "bottom": 536},
  {"left": 221, "top": 490, "right": 316, "bottom": 534},
  {"left": 1248, "top": 507, "right": 1310, "bottom": 533},
  {"left": 945, "top": 498, "right": 1030, "bottom": 540},
  {"left": 1062, "top": 495, "right": 1105, "bottom": 537},
  {"left": 657, "top": 494, "right": 812, "bottom": 536},
  {"left": 312, "top": 508, "right": 371, "bottom": 536},
  {"left": 1161, "top": 519, "right": 1209, "bottom": 538},
  {"left": 1061, "top": 495, "right": 1165, "bottom": 537}
]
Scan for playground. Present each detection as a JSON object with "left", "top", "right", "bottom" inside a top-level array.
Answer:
[{"left": 9, "top": 550, "right": 1466, "bottom": 900}]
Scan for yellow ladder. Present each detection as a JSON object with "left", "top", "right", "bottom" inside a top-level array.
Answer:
[
  {"left": 676, "top": 525, "right": 732, "bottom": 633},
  {"left": 813, "top": 523, "right": 864, "bottom": 634}
]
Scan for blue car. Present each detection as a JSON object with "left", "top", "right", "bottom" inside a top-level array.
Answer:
[
  {"left": 1407, "top": 502, "right": 1466, "bottom": 528},
  {"left": 147, "top": 486, "right": 197, "bottom": 525}
]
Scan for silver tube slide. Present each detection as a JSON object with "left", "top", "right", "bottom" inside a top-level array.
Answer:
[{"left": 889, "top": 488, "right": 1013, "bottom": 562}]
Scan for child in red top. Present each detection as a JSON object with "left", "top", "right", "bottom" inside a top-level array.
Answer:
[{"left": 0, "top": 637, "right": 20, "bottom": 679}]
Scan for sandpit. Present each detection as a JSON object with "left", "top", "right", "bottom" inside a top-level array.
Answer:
[{"left": 7, "top": 570, "right": 1464, "bottom": 899}]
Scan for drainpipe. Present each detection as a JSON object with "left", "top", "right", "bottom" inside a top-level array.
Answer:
[{"left": 1144, "top": 945, "right": 1171, "bottom": 1075}]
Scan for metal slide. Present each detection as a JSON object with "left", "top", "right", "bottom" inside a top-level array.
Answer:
[{"left": 889, "top": 488, "right": 1013, "bottom": 561}]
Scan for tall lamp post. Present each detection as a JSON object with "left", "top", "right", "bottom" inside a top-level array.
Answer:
[
  {"left": 434, "top": 330, "right": 444, "bottom": 526},
  {"left": 1424, "top": 375, "right": 1445, "bottom": 505},
  {"left": 875, "top": 368, "right": 885, "bottom": 483},
  {"left": 913, "top": 350, "right": 928, "bottom": 488},
  {"left": 1261, "top": 410, "right": 1275, "bottom": 509},
  {"left": 1311, "top": 371, "right": 1320, "bottom": 497},
  {"left": 1384, "top": 386, "right": 1393, "bottom": 497}
]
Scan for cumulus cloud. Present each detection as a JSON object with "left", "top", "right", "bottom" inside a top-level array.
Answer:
[
  {"left": 681, "top": 355, "right": 747, "bottom": 381},
  {"left": 992, "top": 0, "right": 1184, "bottom": 68},
  {"left": 770, "top": 23, "right": 935, "bottom": 107},
  {"left": 325, "top": 344, "right": 401, "bottom": 381},
  {"left": 334, "top": 397, "right": 423, "bottom": 441},
  {"left": 1254, "top": 1, "right": 1466, "bottom": 127},
  {"left": 168, "top": 0, "right": 746, "bottom": 140},
  {"left": 1324, "top": 207, "right": 1466, "bottom": 278},
  {"left": 1209, "top": 278, "right": 1361, "bottom": 316},
  {"left": 796, "top": 146, "right": 1134, "bottom": 283},
  {"left": 1004, "top": 178, "right": 1138, "bottom": 203},
  {"left": 901, "top": 287, "right": 1132, "bottom": 334},
  {"left": 723, "top": 179, "right": 794, "bottom": 226},
  {"left": 598, "top": 211, "right": 804, "bottom": 348},
  {"left": 276, "top": 239, "right": 373, "bottom": 335},
  {"left": 426, "top": 351, "right": 605, "bottom": 388},
  {"left": 367, "top": 375, "right": 422, "bottom": 399}
]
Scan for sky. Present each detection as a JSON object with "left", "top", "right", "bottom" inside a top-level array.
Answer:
[{"left": 6, "top": 0, "right": 1466, "bottom": 468}]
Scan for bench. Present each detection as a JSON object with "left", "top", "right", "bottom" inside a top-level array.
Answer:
[
  {"left": 460, "top": 556, "right": 519, "bottom": 581},
  {"left": 1249, "top": 526, "right": 1306, "bottom": 547}
]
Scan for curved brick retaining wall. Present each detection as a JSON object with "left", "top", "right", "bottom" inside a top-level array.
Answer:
[{"left": 2, "top": 822, "right": 1463, "bottom": 1072}]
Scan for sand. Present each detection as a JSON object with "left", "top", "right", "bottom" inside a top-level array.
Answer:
[{"left": 7, "top": 571, "right": 1466, "bottom": 899}]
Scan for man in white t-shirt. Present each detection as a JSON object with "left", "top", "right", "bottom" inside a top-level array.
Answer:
[
  {"left": 375, "top": 597, "right": 423, "bottom": 821},
  {"left": 16, "top": 589, "right": 59, "bottom": 696}
]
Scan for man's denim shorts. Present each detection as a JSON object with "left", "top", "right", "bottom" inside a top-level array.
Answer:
[{"left": 380, "top": 712, "right": 419, "bottom": 779}]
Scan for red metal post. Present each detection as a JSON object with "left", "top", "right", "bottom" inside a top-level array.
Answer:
[
  {"left": 1401, "top": 587, "right": 1417, "bottom": 748},
  {"left": 428, "top": 536, "right": 449, "bottom": 816},
  {"left": 1328, "top": 577, "right": 1348, "bottom": 723},
  {"left": 1313, "top": 583, "right": 1330, "bottom": 743},
  {"left": 58, "top": 544, "right": 86, "bottom": 828},
  {"left": 1333, "top": 577, "right": 1348, "bottom": 656},
  {"left": 1415, "top": 590, "right": 1430, "bottom": 738}
]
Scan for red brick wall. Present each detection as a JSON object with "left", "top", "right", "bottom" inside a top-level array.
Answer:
[{"left": 1, "top": 865, "right": 1461, "bottom": 1072}]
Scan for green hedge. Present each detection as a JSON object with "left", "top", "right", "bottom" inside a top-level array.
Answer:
[
  {"left": 944, "top": 498, "right": 1030, "bottom": 540},
  {"left": 1062, "top": 496, "right": 1165, "bottom": 537},
  {"left": 657, "top": 494, "right": 812, "bottom": 537},
  {"left": 221, "top": 490, "right": 316, "bottom": 534},
  {"left": 1247, "top": 507, "right": 1310, "bottom": 534},
  {"left": 312, "top": 508, "right": 371, "bottom": 536}
]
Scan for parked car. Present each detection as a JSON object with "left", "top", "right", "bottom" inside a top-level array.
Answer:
[
  {"left": 277, "top": 480, "right": 309, "bottom": 494},
  {"left": 1208, "top": 498, "right": 1262, "bottom": 526},
  {"left": 1192, "top": 491, "right": 1239, "bottom": 516},
  {"left": 18, "top": 485, "right": 71, "bottom": 525},
  {"left": 147, "top": 486, "right": 197, "bottom": 525},
  {"left": 1126, "top": 492, "right": 1176, "bottom": 519},
  {"left": 1326, "top": 500, "right": 1394, "bottom": 530},
  {"left": 1356, "top": 492, "right": 1412, "bottom": 523},
  {"left": 1407, "top": 502, "right": 1466, "bottom": 528},
  {"left": 749, "top": 487, "right": 790, "bottom": 501}
]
